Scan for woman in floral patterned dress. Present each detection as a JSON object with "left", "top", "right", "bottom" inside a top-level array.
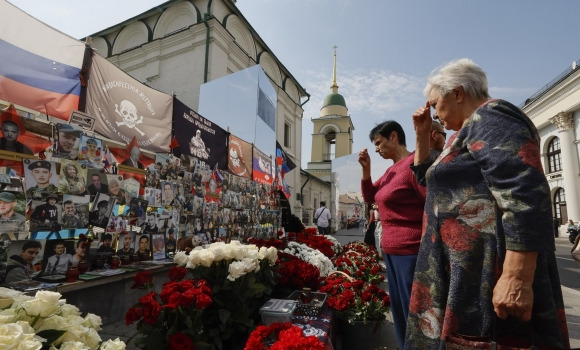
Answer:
[{"left": 407, "top": 58, "right": 569, "bottom": 348}]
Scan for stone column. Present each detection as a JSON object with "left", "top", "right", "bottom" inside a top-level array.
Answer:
[{"left": 551, "top": 112, "right": 580, "bottom": 221}]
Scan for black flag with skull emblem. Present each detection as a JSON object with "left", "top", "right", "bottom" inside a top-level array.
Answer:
[{"left": 85, "top": 51, "right": 173, "bottom": 153}]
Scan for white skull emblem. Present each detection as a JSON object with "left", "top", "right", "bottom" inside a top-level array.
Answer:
[
  {"left": 115, "top": 100, "right": 145, "bottom": 136},
  {"left": 115, "top": 100, "right": 143, "bottom": 128}
]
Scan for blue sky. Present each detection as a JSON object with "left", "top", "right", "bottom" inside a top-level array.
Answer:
[{"left": 9, "top": 0, "right": 580, "bottom": 191}]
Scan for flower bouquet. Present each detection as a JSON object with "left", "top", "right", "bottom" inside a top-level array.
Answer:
[
  {"left": 125, "top": 267, "right": 213, "bottom": 350},
  {"left": 333, "top": 250, "right": 384, "bottom": 284},
  {"left": 319, "top": 272, "right": 390, "bottom": 325},
  {"left": 0, "top": 287, "right": 125, "bottom": 349},
  {"left": 174, "top": 241, "right": 278, "bottom": 349},
  {"left": 294, "top": 229, "right": 337, "bottom": 259},
  {"left": 282, "top": 241, "right": 335, "bottom": 277},
  {"left": 244, "top": 322, "right": 325, "bottom": 350},
  {"left": 274, "top": 252, "right": 322, "bottom": 297}
]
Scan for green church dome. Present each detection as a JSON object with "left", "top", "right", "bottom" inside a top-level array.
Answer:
[{"left": 322, "top": 93, "right": 346, "bottom": 108}]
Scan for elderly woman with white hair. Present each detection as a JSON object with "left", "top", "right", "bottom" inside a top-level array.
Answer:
[{"left": 407, "top": 58, "right": 569, "bottom": 348}]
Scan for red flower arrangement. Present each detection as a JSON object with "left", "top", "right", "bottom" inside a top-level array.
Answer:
[
  {"left": 333, "top": 251, "right": 384, "bottom": 284},
  {"left": 125, "top": 267, "right": 214, "bottom": 350},
  {"left": 244, "top": 322, "right": 325, "bottom": 350},
  {"left": 319, "top": 272, "right": 390, "bottom": 325},
  {"left": 295, "top": 231, "right": 336, "bottom": 259},
  {"left": 276, "top": 252, "right": 322, "bottom": 293},
  {"left": 248, "top": 237, "right": 287, "bottom": 250}
]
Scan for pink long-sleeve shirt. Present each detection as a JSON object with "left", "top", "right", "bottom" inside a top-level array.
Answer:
[{"left": 361, "top": 152, "right": 426, "bottom": 255}]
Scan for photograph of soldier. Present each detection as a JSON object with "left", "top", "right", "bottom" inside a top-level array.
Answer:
[
  {"left": 42, "top": 239, "right": 72, "bottom": 276},
  {"left": 161, "top": 181, "right": 174, "bottom": 206},
  {"left": 97, "top": 233, "right": 115, "bottom": 263},
  {"left": 60, "top": 199, "right": 87, "bottom": 229},
  {"left": 165, "top": 227, "right": 177, "bottom": 257},
  {"left": 78, "top": 136, "right": 103, "bottom": 168},
  {"left": 136, "top": 234, "right": 151, "bottom": 261},
  {"left": 53, "top": 123, "right": 81, "bottom": 160},
  {"left": 144, "top": 187, "right": 157, "bottom": 207},
  {"left": 0, "top": 120, "right": 33, "bottom": 155},
  {"left": 0, "top": 191, "right": 26, "bottom": 240},
  {"left": 57, "top": 161, "right": 87, "bottom": 195},
  {"left": 24, "top": 160, "right": 58, "bottom": 200},
  {"left": 29, "top": 193, "right": 60, "bottom": 232},
  {"left": 107, "top": 176, "right": 126, "bottom": 206},
  {"left": 89, "top": 194, "right": 114, "bottom": 228},
  {"left": 116, "top": 232, "right": 135, "bottom": 257},
  {"left": 86, "top": 170, "right": 109, "bottom": 197},
  {"left": 122, "top": 176, "right": 141, "bottom": 203},
  {"left": 128, "top": 198, "right": 147, "bottom": 226},
  {"left": 142, "top": 211, "right": 158, "bottom": 233}
]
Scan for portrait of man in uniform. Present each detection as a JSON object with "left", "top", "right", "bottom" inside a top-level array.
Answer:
[
  {"left": 24, "top": 160, "right": 58, "bottom": 200},
  {"left": 0, "top": 191, "right": 26, "bottom": 240},
  {"left": 53, "top": 123, "right": 81, "bottom": 160}
]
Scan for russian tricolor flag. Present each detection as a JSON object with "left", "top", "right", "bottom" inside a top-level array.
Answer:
[{"left": 0, "top": 0, "right": 87, "bottom": 120}]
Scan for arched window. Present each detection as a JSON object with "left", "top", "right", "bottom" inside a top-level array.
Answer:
[
  {"left": 547, "top": 137, "right": 562, "bottom": 173},
  {"left": 554, "top": 188, "right": 565, "bottom": 222},
  {"left": 324, "top": 131, "right": 336, "bottom": 162}
]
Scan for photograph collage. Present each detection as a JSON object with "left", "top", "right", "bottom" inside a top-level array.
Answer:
[{"left": 0, "top": 108, "right": 283, "bottom": 284}]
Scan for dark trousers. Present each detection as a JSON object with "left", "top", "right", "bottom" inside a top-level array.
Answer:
[
  {"left": 317, "top": 226, "right": 330, "bottom": 235},
  {"left": 385, "top": 253, "right": 417, "bottom": 350}
]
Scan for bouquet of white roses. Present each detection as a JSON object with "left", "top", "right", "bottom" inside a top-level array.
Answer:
[
  {"left": 0, "top": 287, "right": 126, "bottom": 350},
  {"left": 174, "top": 240, "right": 279, "bottom": 348}
]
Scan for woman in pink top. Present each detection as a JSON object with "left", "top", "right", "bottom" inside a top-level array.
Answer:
[{"left": 358, "top": 120, "right": 426, "bottom": 349}]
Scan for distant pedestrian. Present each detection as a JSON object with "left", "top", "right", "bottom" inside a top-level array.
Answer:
[{"left": 314, "top": 201, "right": 331, "bottom": 235}]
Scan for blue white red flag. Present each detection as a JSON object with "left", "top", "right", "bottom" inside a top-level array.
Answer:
[{"left": 0, "top": 1, "right": 86, "bottom": 120}]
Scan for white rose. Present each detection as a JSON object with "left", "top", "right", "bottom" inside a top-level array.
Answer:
[
  {"left": 33, "top": 315, "right": 64, "bottom": 333},
  {"left": 244, "top": 247, "right": 259, "bottom": 261},
  {"left": 266, "top": 247, "right": 278, "bottom": 265},
  {"left": 99, "top": 338, "right": 126, "bottom": 350},
  {"left": 60, "top": 304, "right": 81, "bottom": 318},
  {"left": 173, "top": 251, "right": 188, "bottom": 267},
  {"left": 258, "top": 246, "right": 268, "bottom": 260},
  {"left": 227, "top": 261, "right": 247, "bottom": 281},
  {"left": 0, "top": 322, "right": 27, "bottom": 349},
  {"left": 78, "top": 327, "right": 101, "bottom": 350},
  {"left": 197, "top": 250, "right": 216, "bottom": 267},
  {"left": 230, "top": 246, "right": 246, "bottom": 261},
  {"left": 0, "top": 288, "right": 21, "bottom": 310},
  {"left": 16, "top": 337, "right": 42, "bottom": 350},
  {"left": 0, "top": 308, "right": 17, "bottom": 324},
  {"left": 209, "top": 246, "right": 226, "bottom": 261},
  {"left": 0, "top": 287, "right": 22, "bottom": 299},
  {"left": 83, "top": 313, "right": 102, "bottom": 331},
  {"left": 22, "top": 293, "right": 61, "bottom": 318},
  {"left": 241, "top": 258, "right": 258, "bottom": 273},
  {"left": 53, "top": 341, "right": 90, "bottom": 350},
  {"left": 34, "top": 291, "right": 62, "bottom": 304}
]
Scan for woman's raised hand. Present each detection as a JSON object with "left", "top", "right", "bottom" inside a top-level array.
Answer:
[{"left": 412, "top": 101, "right": 433, "bottom": 135}]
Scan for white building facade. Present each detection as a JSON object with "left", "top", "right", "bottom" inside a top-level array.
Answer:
[
  {"left": 86, "top": 0, "right": 308, "bottom": 216},
  {"left": 521, "top": 62, "right": 580, "bottom": 228}
]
